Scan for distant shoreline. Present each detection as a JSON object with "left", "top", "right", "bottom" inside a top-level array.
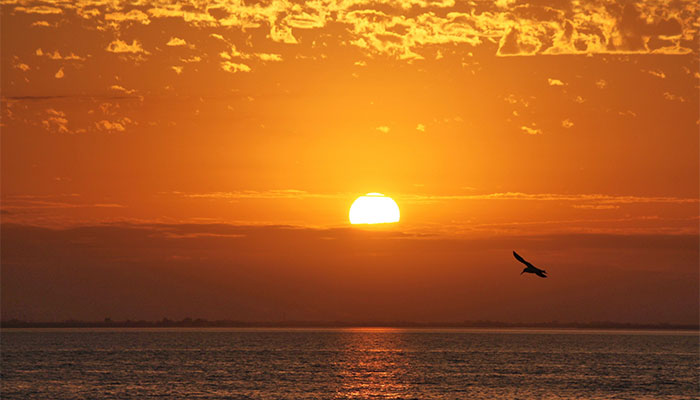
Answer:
[{"left": 2, "top": 319, "right": 697, "bottom": 331}]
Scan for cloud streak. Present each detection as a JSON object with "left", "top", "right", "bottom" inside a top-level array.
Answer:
[
  {"left": 1, "top": 199, "right": 125, "bottom": 210},
  {"left": 172, "top": 190, "right": 698, "bottom": 206},
  {"left": 174, "top": 189, "right": 341, "bottom": 200},
  {"left": 397, "top": 192, "right": 699, "bottom": 205}
]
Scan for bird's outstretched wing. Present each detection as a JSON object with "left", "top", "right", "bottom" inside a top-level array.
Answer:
[{"left": 512, "top": 251, "right": 534, "bottom": 268}]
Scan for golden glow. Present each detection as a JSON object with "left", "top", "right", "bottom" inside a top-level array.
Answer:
[{"left": 349, "top": 193, "right": 400, "bottom": 225}]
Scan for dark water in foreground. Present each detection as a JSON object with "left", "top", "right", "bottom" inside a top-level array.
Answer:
[{"left": 1, "top": 328, "right": 698, "bottom": 399}]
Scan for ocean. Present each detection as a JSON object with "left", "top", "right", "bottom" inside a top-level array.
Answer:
[{"left": 1, "top": 328, "right": 697, "bottom": 399}]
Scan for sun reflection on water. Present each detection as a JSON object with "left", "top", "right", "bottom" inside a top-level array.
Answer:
[{"left": 333, "top": 328, "right": 413, "bottom": 399}]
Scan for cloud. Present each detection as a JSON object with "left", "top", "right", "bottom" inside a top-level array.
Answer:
[
  {"left": 173, "top": 189, "right": 697, "bottom": 208},
  {"left": 573, "top": 204, "right": 620, "bottom": 210},
  {"left": 147, "top": 5, "right": 216, "bottom": 24},
  {"left": 77, "top": 8, "right": 100, "bottom": 19},
  {"left": 663, "top": 92, "right": 686, "bottom": 102},
  {"left": 416, "top": 123, "right": 426, "bottom": 132},
  {"left": 5, "top": 0, "right": 697, "bottom": 61},
  {"left": 398, "top": 192, "right": 699, "bottom": 206},
  {"left": 5, "top": 95, "right": 69, "bottom": 101},
  {"left": 220, "top": 45, "right": 282, "bottom": 63},
  {"left": 14, "top": 6, "right": 62, "bottom": 14},
  {"left": 221, "top": 62, "right": 251, "bottom": 73},
  {"left": 42, "top": 108, "right": 69, "bottom": 133},
  {"left": 106, "top": 39, "right": 147, "bottom": 54},
  {"left": 14, "top": 62, "right": 30, "bottom": 71},
  {"left": 176, "top": 189, "right": 341, "bottom": 200},
  {"left": 561, "top": 119, "right": 574, "bottom": 128},
  {"left": 520, "top": 125, "right": 542, "bottom": 135},
  {"left": 643, "top": 69, "right": 666, "bottom": 79},
  {"left": 54, "top": 67, "right": 64, "bottom": 79},
  {"left": 95, "top": 117, "right": 133, "bottom": 132},
  {"left": 376, "top": 126, "right": 390, "bottom": 133},
  {"left": 497, "top": 27, "right": 540, "bottom": 56},
  {"left": 166, "top": 37, "right": 187, "bottom": 46},
  {"left": 4, "top": 194, "right": 80, "bottom": 200},
  {"left": 270, "top": 25, "right": 297, "bottom": 44},
  {"left": 503, "top": 94, "right": 530, "bottom": 107},
  {"left": 495, "top": 0, "right": 516, "bottom": 7},
  {"left": 548, "top": 78, "right": 565, "bottom": 86},
  {"left": 180, "top": 56, "right": 201, "bottom": 63},
  {"left": 36, "top": 48, "right": 86, "bottom": 61},
  {"left": 4, "top": 94, "right": 140, "bottom": 102},
  {"left": 2, "top": 201, "right": 124, "bottom": 210},
  {"left": 109, "top": 85, "right": 136, "bottom": 95},
  {"left": 105, "top": 9, "right": 150, "bottom": 25},
  {"left": 256, "top": 53, "right": 283, "bottom": 62}
]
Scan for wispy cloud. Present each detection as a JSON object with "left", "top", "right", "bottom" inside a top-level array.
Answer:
[
  {"left": 376, "top": 126, "right": 390, "bottom": 133},
  {"left": 1, "top": 199, "right": 125, "bottom": 210},
  {"left": 643, "top": 69, "right": 666, "bottom": 79},
  {"left": 174, "top": 190, "right": 342, "bottom": 200},
  {"left": 397, "top": 192, "right": 699, "bottom": 206},
  {"left": 663, "top": 92, "right": 686, "bottom": 102},
  {"left": 573, "top": 204, "right": 619, "bottom": 210},
  {"left": 521, "top": 125, "right": 542, "bottom": 135},
  {"left": 171, "top": 190, "right": 698, "bottom": 207},
  {"left": 463, "top": 215, "right": 699, "bottom": 235},
  {"left": 109, "top": 85, "right": 136, "bottom": 95},
  {"left": 3, "top": 95, "right": 139, "bottom": 101}
]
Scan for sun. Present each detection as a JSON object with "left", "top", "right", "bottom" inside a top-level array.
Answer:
[{"left": 349, "top": 193, "right": 400, "bottom": 225}]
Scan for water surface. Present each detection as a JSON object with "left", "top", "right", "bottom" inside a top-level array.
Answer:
[{"left": 2, "top": 328, "right": 697, "bottom": 399}]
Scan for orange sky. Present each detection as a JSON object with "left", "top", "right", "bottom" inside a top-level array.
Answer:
[{"left": 1, "top": 0, "right": 698, "bottom": 323}]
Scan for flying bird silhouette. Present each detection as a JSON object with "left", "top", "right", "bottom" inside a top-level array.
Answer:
[{"left": 513, "top": 251, "right": 547, "bottom": 278}]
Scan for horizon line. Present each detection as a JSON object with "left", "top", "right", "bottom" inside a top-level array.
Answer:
[{"left": 2, "top": 319, "right": 698, "bottom": 331}]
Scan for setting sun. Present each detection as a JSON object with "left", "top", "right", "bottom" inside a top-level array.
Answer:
[{"left": 349, "top": 193, "right": 400, "bottom": 225}]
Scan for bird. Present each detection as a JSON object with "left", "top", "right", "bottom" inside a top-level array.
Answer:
[{"left": 513, "top": 251, "right": 547, "bottom": 278}]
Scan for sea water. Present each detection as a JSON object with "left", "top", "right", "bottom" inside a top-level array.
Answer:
[{"left": 1, "top": 328, "right": 698, "bottom": 399}]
